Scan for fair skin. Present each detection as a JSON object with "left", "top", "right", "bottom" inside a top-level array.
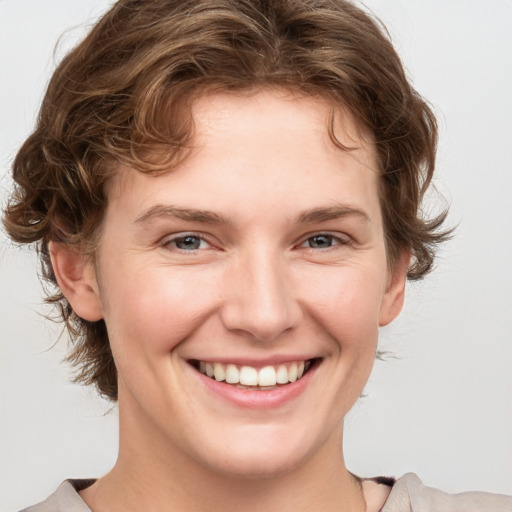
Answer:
[{"left": 51, "top": 90, "right": 408, "bottom": 512}]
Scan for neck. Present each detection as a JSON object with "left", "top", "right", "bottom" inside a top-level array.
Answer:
[{"left": 81, "top": 400, "right": 365, "bottom": 512}]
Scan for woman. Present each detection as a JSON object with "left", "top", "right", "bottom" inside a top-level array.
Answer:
[{"left": 2, "top": 1, "right": 511, "bottom": 510}]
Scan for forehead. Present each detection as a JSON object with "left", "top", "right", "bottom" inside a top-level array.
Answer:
[
  {"left": 191, "top": 89, "right": 375, "bottom": 167},
  {"left": 106, "top": 89, "right": 380, "bottom": 224}
]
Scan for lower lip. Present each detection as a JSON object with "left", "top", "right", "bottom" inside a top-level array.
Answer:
[{"left": 192, "top": 362, "right": 319, "bottom": 409}]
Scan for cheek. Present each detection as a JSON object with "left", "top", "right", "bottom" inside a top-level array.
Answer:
[
  {"left": 297, "top": 264, "right": 386, "bottom": 346},
  {"left": 99, "top": 262, "right": 222, "bottom": 355}
]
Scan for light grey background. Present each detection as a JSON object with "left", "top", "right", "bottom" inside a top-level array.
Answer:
[{"left": 1, "top": 1, "right": 511, "bottom": 510}]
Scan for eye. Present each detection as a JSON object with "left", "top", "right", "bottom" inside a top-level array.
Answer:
[
  {"left": 162, "top": 234, "right": 211, "bottom": 251},
  {"left": 300, "top": 233, "right": 347, "bottom": 249}
]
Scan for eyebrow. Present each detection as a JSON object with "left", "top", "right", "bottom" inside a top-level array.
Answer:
[
  {"left": 297, "top": 205, "right": 371, "bottom": 224},
  {"left": 135, "top": 205, "right": 230, "bottom": 225},
  {"left": 134, "top": 204, "right": 370, "bottom": 226}
]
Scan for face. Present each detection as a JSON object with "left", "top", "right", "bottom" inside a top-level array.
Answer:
[{"left": 71, "top": 90, "right": 406, "bottom": 478}]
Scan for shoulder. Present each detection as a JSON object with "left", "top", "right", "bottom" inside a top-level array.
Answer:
[
  {"left": 20, "top": 480, "right": 94, "bottom": 512},
  {"left": 382, "top": 473, "right": 512, "bottom": 512}
]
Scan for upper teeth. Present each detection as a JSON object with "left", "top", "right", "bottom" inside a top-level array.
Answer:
[{"left": 198, "top": 360, "right": 311, "bottom": 386}]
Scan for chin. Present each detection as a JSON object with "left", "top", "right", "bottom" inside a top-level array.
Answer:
[
  {"left": 191, "top": 424, "right": 326, "bottom": 480},
  {"left": 203, "top": 450, "right": 308, "bottom": 480}
]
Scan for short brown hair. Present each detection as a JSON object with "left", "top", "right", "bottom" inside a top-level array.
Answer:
[{"left": 3, "top": 0, "right": 450, "bottom": 401}]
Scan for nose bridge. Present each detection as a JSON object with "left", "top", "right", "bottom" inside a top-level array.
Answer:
[{"left": 220, "top": 244, "right": 302, "bottom": 342}]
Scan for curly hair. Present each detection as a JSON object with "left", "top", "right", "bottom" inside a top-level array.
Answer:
[{"left": 3, "top": 0, "right": 450, "bottom": 401}]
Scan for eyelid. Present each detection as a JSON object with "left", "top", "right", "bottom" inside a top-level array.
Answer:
[
  {"left": 297, "top": 231, "right": 352, "bottom": 249},
  {"left": 160, "top": 231, "right": 214, "bottom": 250}
]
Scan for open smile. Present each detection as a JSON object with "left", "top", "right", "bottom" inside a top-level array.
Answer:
[
  {"left": 190, "top": 359, "right": 318, "bottom": 388},
  {"left": 188, "top": 358, "right": 321, "bottom": 404}
]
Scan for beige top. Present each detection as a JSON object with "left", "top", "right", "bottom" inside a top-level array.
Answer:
[
  {"left": 22, "top": 473, "right": 512, "bottom": 512},
  {"left": 381, "top": 473, "right": 512, "bottom": 511}
]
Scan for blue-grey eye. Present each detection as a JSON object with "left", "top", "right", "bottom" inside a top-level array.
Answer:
[
  {"left": 174, "top": 236, "right": 203, "bottom": 250},
  {"left": 306, "top": 235, "right": 336, "bottom": 248}
]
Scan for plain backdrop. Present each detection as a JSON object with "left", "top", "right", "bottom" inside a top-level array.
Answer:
[{"left": 1, "top": 1, "right": 511, "bottom": 510}]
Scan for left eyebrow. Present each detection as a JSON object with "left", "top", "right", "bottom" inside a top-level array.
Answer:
[
  {"left": 297, "top": 205, "right": 371, "bottom": 224},
  {"left": 134, "top": 205, "right": 231, "bottom": 225}
]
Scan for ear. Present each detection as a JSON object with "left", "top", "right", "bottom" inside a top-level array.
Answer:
[
  {"left": 378, "top": 250, "right": 410, "bottom": 327},
  {"left": 49, "top": 241, "right": 103, "bottom": 321}
]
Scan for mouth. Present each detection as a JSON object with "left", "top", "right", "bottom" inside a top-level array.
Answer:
[{"left": 189, "top": 358, "right": 320, "bottom": 390}]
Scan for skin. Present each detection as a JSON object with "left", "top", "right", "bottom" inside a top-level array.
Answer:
[{"left": 51, "top": 89, "right": 408, "bottom": 512}]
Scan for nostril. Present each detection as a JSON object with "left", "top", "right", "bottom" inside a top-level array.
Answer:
[{"left": 219, "top": 283, "right": 303, "bottom": 342}]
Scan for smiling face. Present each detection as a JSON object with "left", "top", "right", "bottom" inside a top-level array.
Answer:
[{"left": 62, "top": 89, "right": 407, "bottom": 478}]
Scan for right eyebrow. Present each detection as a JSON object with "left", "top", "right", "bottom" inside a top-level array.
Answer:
[
  {"left": 297, "top": 205, "right": 371, "bottom": 224},
  {"left": 134, "top": 205, "right": 231, "bottom": 225}
]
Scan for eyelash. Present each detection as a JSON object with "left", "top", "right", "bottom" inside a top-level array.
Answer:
[
  {"left": 160, "top": 232, "right": 351, "bottom": 252},
  {"left": 161, "top": 232, "right": 211, "bottom": 252},
  {"left": 299, "top": 233, "right": 351, "bottom": 250}
]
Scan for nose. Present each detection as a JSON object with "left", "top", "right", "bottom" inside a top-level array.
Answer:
[{"left": 220, "top": 248, "right": 303, "bottom": 342}]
